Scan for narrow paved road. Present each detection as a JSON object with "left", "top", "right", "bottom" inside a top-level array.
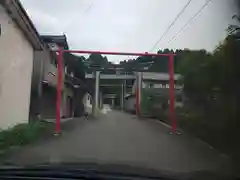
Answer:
[{"left": 6, "top": 110, "right": 231, "bottom": 173}]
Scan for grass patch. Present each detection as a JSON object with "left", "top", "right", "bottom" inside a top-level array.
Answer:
[{"left": 0, "top": 121, "right": 54, "bottom": 156}]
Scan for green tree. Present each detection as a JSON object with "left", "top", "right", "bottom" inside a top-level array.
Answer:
[
  {"left": 88, "top": 53, "right": 108, "bottom": 67},
  {"left": 119, "top": 49, "right": 179, "bottom": 73},
  {"left": 176, "top": 28, "right": 240, "bottom": 160},
  {"left": 85, "top": 53, "right": 109, "bottom": 73},
  {"left": 64, "top": 53, "right": 86, "bottom": 80},
  {"left": 227, "top": 15, "right": 240, "bottom": 36}
]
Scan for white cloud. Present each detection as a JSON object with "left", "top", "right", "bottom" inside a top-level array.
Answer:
[{"left": 25, "top": 8, "right": 63, "bottom": 34}]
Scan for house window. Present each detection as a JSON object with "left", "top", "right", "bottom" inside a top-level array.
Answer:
[{"left": 155, "top": 84, "right": 163, "bottom": 88}]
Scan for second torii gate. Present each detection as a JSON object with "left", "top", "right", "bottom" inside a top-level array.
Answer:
[{"left": 55, "top": 49, "right": 176, "bottom": 134}]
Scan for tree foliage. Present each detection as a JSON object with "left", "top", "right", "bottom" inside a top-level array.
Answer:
[
  {"left": 131, "top": 14, "right": 240, "bottom": 160},
  {"left": 88, "top": 53, "right": 108, "bottom": 66},
  {"left": 118, "top": 48, "right": 180, "bottom": 73},
  {"left": 84, "top": 53, "right": 112, "bottom": 73},
  {"left": 175, "top": 20, "right": 240, "bottom": 158},
  {"left": 64, "top": 53, "right": 86, "bottom": 80}
]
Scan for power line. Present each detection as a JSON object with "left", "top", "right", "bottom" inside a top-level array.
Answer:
[
  {"left": 167, "top": 0, "right": 212, "bottom": 45},
  {"left": 149, "top": 0, "right": 193, "bottom": 52},
  {"left": 85, "top": 4, "right": 93, "bottom": 13}
]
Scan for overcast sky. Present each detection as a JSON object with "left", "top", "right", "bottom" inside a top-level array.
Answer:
[{"left": 21, "top": 0, "right": 238, "bottom": 63}]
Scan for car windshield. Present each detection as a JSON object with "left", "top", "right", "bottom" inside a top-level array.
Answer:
[{"left": 0, "top": 0, "right": 240, "bottom": 179}]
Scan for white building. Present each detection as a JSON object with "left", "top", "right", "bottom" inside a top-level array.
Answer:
[{"left": 0, "top": 0, "right": 44, "bottom": 129}]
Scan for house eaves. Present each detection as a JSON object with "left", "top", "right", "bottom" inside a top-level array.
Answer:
[
  {"left": 1, "top": 0, "right": 44, "bottom": 50},
  {"left": 41, "top": 35, "right": 69, "bottom": 50}
]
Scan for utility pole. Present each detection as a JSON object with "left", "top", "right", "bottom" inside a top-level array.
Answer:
[
  {"left": 123, "top": 72, "right": 127, "bottom": 110},
  {"left": 121, "top": 83, "right": 124, "bottom": 110},
  {"left": 138, "top": 72, "right": 142, "bottom": 115},
  {"left": 94, "top": 71, "right": 100, "bottom": 116},
  {"left": 135, "top": 72, "right": 142, "bottom": 117}
]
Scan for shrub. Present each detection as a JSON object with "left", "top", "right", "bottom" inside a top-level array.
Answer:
[{"left": 0, "top": 121, "right": 53, "bottom": 155}]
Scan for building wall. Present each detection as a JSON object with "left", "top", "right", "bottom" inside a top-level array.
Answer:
[
  {"left": 0, "top": 5, "right": 34, "bottom": 129},
  {"left": 32, "top": 48, "right": 72, "bottom": 119},
  {"left": 124, "top": 96, "right": 135, "bottom": 113},
  {"left": 32, "top": 51, "right": 44, "bottom": 91},
  {"left": 29, "top": 51, "right": 44, "bottom": 119},
  {"left": 132, "top": 72, "right": 182, "bottom": 94},
  {"left": 34, "top": 50, "right": 60, "bottom": 88},
  {"left": 132, "top": 79, "right": 182, "bottom": 94},
  {"left": 61, "top": 86, "right": 73, "bottom": 117},
  {"left": 43, "top": 56, "right": 59, "bottom": 87},
  {"left": 40, "top": 83, "right": 75, "bottom": 119},
  {"left": 41, "top": 85, "right": 56, "bottom": 119}
]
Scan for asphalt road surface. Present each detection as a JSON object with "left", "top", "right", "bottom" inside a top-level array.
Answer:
[{"left": 5, "top": 110, "right": 232, "bottom": 174}]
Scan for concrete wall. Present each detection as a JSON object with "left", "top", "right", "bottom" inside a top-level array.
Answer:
[
  {"left": 33, "top": 50, "right": 61, "bottom": 88},
  {"left": 41, "top": 84, "right": 74, "bottom": 119},
  {"left": 124, "top": 96, "right": 135, "bottom": 113},
  {"left": 0, "top": 5, "right": 34, "bottom": 129},
  {"left": 43, "top": 57, "right": 58, "bottom": 87},
  {"left": 41, "top": 85, "right": 56, "bottom": 119},
  {"left": 61, "top": 86, "right": 73, "bottom": 117},
  {"left": 132, "top": 79, "right": 182, "bottom": 94},
  {"left": 32, "top": 51, "right": 44, "bottom": 91},
  {"left": 29, "top": 51, "right": 45, "bottom": 119}
]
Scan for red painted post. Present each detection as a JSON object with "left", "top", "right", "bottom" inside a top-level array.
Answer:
[
  {"left": 55, "top": 47, "right": 63, "bottom": 134},
  {"left": 169, "top": 54, "right": 176, "bottom": 133}
]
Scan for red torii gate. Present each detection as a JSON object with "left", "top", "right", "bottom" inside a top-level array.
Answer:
[{"left": 55, "top": 49, "right": 176, "bottom": 134}]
